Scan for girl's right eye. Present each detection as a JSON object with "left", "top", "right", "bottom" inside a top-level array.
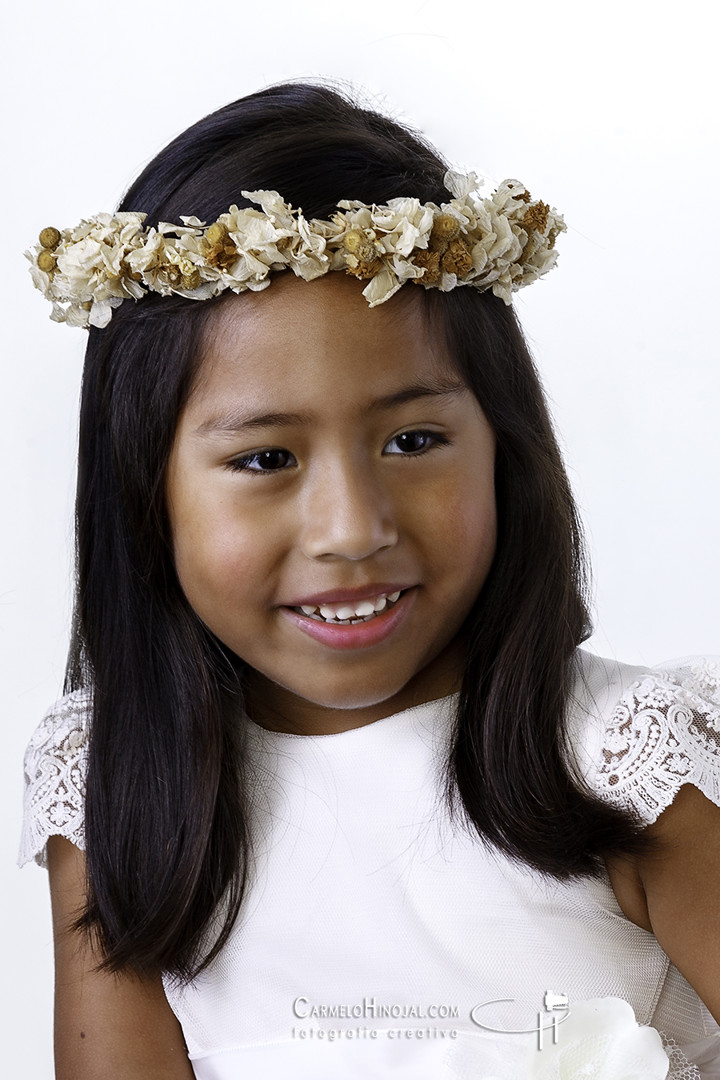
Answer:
[{"left": 225, "top": 449, "right": 296, "bottom": 473}]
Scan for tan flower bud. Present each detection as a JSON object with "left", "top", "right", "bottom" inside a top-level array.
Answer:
[
  {"left": 522, "top": 202, "right": 550, "bottom": 235},
  {"left": 342, "top": 229, "right": 376, "bottom": 262},
  {"left": 412, "top": 249, "right": 441, "bottom": 284},
  {"left": 37, "top": 250, "right": 57, "bottom": 273},
  {"left": 345, "top": 256, "right": 382, "bottom": 281},
  {"left": 432, "top": 214, "right": 461, "bottom": 243},
  {"left": 181, "top": 269, "right": 201, "bottom": 290},
  {"left": 206, "top": 223, "right": 228, "bottom": 246},
  {"left": 39, "top": 227, "right": 61, "bottom": 250},
  {"left": 441, "top": 238, "right": 473, "bottom": 277},
  {"left": 343, "top": 229, "right": 365, "bottom": 255}
]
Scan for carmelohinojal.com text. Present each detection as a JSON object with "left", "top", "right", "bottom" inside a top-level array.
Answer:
[
  {"left": 292, "top": 996, "right": 459, "bottom": 1020},
  {"left": 291, "top": 997, "right": 460, "bottom": 1041}
]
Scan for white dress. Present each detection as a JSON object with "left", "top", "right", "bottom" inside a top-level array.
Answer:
[{"left": 19, "top": 650, "right": 720, "bottom": 1079}]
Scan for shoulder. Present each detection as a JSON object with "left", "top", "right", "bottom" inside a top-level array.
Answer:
[
  {"left": 568, "top": 650, "right": 720, "bottom": 825},
  {"left": 19, "top": 688, "right": 91, "bottom": 868}
]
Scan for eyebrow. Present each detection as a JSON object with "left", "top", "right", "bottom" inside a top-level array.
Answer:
[{"left": 193, "top": 377, "right": 467, "bottom": 437}]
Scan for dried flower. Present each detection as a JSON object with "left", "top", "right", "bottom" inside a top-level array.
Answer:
[{"left": 26, "top": 172, "right": 566, "bottom": 328}]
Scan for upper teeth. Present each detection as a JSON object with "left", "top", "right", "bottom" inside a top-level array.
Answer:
[{"left": 297, "top": 591, "right": 402, "bottom": 623}]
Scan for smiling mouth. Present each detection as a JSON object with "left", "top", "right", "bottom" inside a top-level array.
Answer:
[{"left": 290, "top": 590, "right": 404, "bottom": 625}]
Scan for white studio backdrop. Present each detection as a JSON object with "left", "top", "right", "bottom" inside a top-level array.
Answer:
[{"left": 2, "top": 0, "right": 718, "bottom": 1073}]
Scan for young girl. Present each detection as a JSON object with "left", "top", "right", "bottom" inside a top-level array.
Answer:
[{"left": 20, "top": 83, "right": 720, "bottom": 1079}]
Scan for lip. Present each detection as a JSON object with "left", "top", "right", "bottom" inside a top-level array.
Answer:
[
  {"left": 282, "top": 587, "right": 416, "bottom": 651},
  {"left": 284, "top": 583, "right": 413, "bottom": 607}
]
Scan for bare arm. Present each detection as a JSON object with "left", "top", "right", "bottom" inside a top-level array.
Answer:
[
  {"left": 606, "top": 783, "right": 720, "bottom": 1024},
  {"left": 48, "top": 835, "right": 196, "bottom": 1080}
]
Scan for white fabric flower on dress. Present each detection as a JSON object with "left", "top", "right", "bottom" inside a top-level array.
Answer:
[
  {"left": 446, "top": 999, "right": 675, "bottom": 1080},
  {"left": 521, "top": 998, "right": 671, "bottom": 1080}
]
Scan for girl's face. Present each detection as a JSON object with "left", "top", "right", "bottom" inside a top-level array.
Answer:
[{"left": 166, "top": 274, "right": 496, "bottom": 734}]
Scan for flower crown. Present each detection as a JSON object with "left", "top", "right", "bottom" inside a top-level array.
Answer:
[{"left": 27, "top": 170, "right": 565, "bottom": 329}]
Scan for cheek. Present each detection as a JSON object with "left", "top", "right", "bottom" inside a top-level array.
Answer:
[
  {"left": 432, "top": 466, "right": 497, "bottom": 581},
  {"left": 170, "top": 495, "right": 265, "bottom": 620},
  {"left": 454, "top": 493, "right": 497, "bottom": 587}
]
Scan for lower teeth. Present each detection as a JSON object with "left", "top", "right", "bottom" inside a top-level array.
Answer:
[{"left": 309, "top": 611, "right": 379, "bottom": 625}]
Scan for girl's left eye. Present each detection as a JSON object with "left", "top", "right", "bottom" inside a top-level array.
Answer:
[
  {"left": 383, "top": 430, "right": 450, "bottom": 455},
  {"left": 225, "top": 448, "right": 296, "bottom": 473}
]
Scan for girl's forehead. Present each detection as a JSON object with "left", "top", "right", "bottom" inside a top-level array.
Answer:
[
  {"left": 204, "top": 271, "right": 434, "bottom": 349},
  {"left": 190, "top": 274, "right": 462, "bottom": 408}
]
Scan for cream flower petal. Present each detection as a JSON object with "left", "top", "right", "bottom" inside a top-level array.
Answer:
[
  {"left": 362, "top": 266, "right": 402, "bottom": 307},
  {"left": 444, "top": 169, "right": 483, "bottom": 199}
]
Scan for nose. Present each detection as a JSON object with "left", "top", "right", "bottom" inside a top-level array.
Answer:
[{"left": 299, "top": 456, "right": 399, "bottom": 561}]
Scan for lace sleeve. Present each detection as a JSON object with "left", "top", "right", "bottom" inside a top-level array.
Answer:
[
  {"left": 592, "top": 658, "right": 720, "bottom": 825},
  {"left": 18, "top": 689, "right": 90, "bottom": 868}
]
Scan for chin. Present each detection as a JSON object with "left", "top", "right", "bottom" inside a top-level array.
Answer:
[
  {"left": 285, "top": 677, "right": 410, "bottom": 713},
  {"left": 244, "top": 667, "right": 421, "bottom": 731}
]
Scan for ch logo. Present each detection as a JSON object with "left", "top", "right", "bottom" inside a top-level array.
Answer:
[
  {"left": 470, "top": 991, "right": 570, "bottom": 1050},
  {"left": 544, "top": 991, "right": 569, "bottom": 1012}
]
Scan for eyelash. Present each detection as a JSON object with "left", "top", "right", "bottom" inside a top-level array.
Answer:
[
  {"left": 384, "top": 430, "right": 450, "bottom": 455},
  {"left": 224, "top": 430, "right": 451, "bottom": 474},
  {"left": 225, "top": 448, "right": 295, "bottom": 474}
]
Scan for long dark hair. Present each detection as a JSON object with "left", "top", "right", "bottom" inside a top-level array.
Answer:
[{"left": 66, "top": 82, "right": 647, "bottom": 979}]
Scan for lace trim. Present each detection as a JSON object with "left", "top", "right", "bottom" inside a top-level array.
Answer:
[
  {"left": 660, "top": 1033, "right": 704, "bottom": 1080},
  {"left": 594, "top": 659, "right": 720, "bottom": 825},
  {"left": 19, "top": 658, "right": 720, "bottom": 867},
  {"left": 18, "top": 689, "right": 90, "bottom": 867}
]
